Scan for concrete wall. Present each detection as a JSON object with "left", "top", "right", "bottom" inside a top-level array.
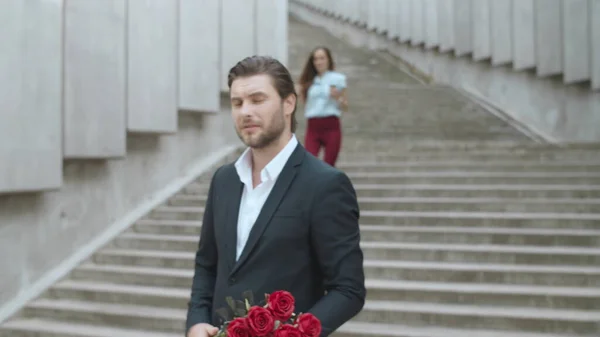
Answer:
[
  {"left": 0, "top": 114, "right": 238, "bottom": 317},
  {"left": 291, "top": 0, "right": 600, "bottom": 143},
  {"left": 0, "top": 0, "right": 287, "bottom": 319},
  {"left": 0, "top": 1, "right": 63, "bottom": 192}
]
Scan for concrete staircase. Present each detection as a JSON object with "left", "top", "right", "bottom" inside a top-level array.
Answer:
[{"left": 2, "top": 15, "right": 600, "bottom": 337}]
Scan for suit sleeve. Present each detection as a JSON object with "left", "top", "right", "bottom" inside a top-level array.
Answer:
[
  {"left": 307, "top": 171, "right": 366, "bottom": 336},
  {"left": 185, "top": 168, "right": 221, "bottom": 334}
]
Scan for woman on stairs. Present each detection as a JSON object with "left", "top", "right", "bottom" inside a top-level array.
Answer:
[{"left": 298, "top": 46, "right": 348, "bottom": 167}]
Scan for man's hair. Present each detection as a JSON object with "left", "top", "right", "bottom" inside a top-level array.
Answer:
[{"left": 228, "top": 56, "right": 298, "bottom": 133}]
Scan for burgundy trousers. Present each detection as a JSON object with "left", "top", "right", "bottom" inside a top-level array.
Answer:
[{"left": 304, "top": 116, "right": 342, "bottom": 167}]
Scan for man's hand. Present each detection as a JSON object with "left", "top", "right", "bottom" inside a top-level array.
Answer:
[{"left": 187, "top": 323, "right": 219, "bottom": 337}]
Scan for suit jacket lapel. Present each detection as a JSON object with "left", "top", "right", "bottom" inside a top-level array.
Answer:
[
  {"left": 230, "top": 145, "right": 304, "bottom": 276},
  {"left": 224, "top": 176, "right": 244, "bottom": 272}
]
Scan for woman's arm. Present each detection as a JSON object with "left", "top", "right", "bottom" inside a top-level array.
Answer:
[
  {"left": 330, "top": 87, "right": 348, "bottom": 112},
  {"left": 337, "top": 88, "right": 348, "bottom": 112}
]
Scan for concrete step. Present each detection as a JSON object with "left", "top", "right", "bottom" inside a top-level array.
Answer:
[
  {"left": 359, "top": 210, "right": 600, "bottom": 229},
  {"left": 71, "top": 264, "right": 193, "bottom": 288},
  {"left": 73, "top": 257, "right": 600, "bottom": 289},
  {"left": 352, "top": 184, "right": 600, "bottom": 199},
  {"left": 360, "top": 242, "right": 600, "bottom": 266},
  {"left": 44, "top": 280, "right": 188, "bottom": 309},
  {"left": 21, "top": 299, "right": 184, "bottom": 333},
  {"left": 95, "top": 241, "right": 600, "bottom": 270},
  {"left": 43, "top": 277, "right": 600, "bottom": 315},
  {"left": 0, "top": 318, "right": 180, "bottom": 337},
  {"left": 358, "top": 197, "right": 600, "bottom": 213},
  {"left": 119, "top": 226, "right": 600, "bottom": 252},
  {"left": 361, "top": 260, "right": 600, "bottom": 287},
  {"left": 353, "top": 300, "right": 600, "bottom": 335},
  {"left": 19, "top": 279, "right": 600, "bottom": 335},
  {"left": 335, "top": 151, "right": 600, "bottom": 162},
  {"left": 132, "top": 219, "right": 202, "bottom": 235},
  {"left": 112, "top": 233, "right": 197, "bottom": 252},
  {"left": 24, "top": 297, "right": 597, "bottom": 336},
  {"left": 345, "top": 171, "right": 600, "bottom": 185},
  {"left": 337, "top": 161, "right": 600, "bottom": 173},
  {"left": 167, "top": 194, "right": 207, "bottom": 207},
  {"left": 331, "top": 140, "right": 600, "bottom": 153},
  {"left": 333, "top": 321, "right": 582, "bottom": 337},
  {"left": 148, "top": 206, "right": 204, "bottom": 221},
  {"left": 364, "top": 279, "right": 600, "bottom": 310},
  {"left": 360, "top": 225, "right": 600, "bottom": 247},
  {"left": 182, "top": 183, "right": 600, "bottom": 199},
  {"left": 341, "top": 130, "right": 523, "bottom": 140},
  {"left": 93, "top": 249, "right": 193, "bottom": 270}
]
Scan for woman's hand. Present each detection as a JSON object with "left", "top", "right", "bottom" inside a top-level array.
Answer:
[
  {"left": 330, "top": 86, "right": 348, "bottom": 112},
  {"left": 329, "top": 86, "right": 342, "bottom": 99}
]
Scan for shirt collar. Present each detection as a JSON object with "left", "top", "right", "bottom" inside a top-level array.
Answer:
[{"left": 234, "top": 134, "right": 298, "bottom": 187}]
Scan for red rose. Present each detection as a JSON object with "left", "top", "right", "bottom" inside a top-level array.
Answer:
[
  {"left": 274, "top": 324, "right": 302, "bottom": 337},
  {"left": 267, "top": 291, "right": 295, "bottom": 322},
  {"left": 296, "top": 313, "right": 322, "bottom": 337},
  {"left": 227, "top": 317, "right": 251, "bottom": 337},
  {"left": 247, "top": 306, "right": 275, "bottom": 336}
]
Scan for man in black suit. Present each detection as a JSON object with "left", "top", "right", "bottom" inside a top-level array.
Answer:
[{"left": 185, "top": 56, "right": 366, "bottom": 337}]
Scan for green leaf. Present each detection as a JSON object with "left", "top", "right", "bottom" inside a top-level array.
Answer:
[
  {"left": 216, "top": 308, "right": 230, "bottom": 322},
  {"left": 242, "top": 290, "right": 255, "bottom": 306},
  {"left": 226, "top": 296, "right": 236, "bottom": 311},
  {"left": 235, "top": 300, "right": 246, "bottom": 310},
  {"left": 234, "top": 308, "right": 247, "bottom": 317},
  {"left": 245, "top": 299, "right": 251, "bottom": 311}
]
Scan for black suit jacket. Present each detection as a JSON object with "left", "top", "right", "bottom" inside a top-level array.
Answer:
[{"left": 185, "top": 144, "right": 366, "bottom": 336}]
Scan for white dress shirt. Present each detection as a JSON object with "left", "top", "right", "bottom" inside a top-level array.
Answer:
[{"left": 233, "top": 135, "right": 298, "bottom": 261}]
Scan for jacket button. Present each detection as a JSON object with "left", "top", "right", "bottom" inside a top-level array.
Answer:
[{"left": 229, "top": 277, "right": 236, "bottom": 285}]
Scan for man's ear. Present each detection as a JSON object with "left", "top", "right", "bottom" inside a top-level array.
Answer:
[{"left": 283, "top": 93, "right": 297, "bottom": 117}]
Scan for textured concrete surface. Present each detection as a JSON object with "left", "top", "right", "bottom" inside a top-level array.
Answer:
[{"left": 1, "top": 13, "right": 600, "bottom": 337}]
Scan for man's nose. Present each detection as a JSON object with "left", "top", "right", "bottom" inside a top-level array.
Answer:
[{"left": 240, "top": 102, "right": 255, "bottom": 117}]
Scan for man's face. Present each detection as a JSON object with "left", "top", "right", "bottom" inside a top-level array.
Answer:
[{"left": 230, "top": 74, "right": 294, "bottom": 149}]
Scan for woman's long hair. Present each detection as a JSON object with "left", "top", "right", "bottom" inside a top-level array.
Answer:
[{"left": 298, "top": 46, "right": 335, "bottom": 102}]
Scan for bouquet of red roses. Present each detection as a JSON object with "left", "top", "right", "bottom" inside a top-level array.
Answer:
[{"left": 215, "top": 290, "right": 322, "bottom": 337}]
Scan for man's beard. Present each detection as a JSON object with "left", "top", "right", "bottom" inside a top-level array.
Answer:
[{"left": 236, "top": 107, "right": 285, "bottom": 149}]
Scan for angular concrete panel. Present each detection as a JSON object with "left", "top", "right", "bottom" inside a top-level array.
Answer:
[
  {"left": 221, "top": 0, "right": 256, "bottom": 91},
  {"left": 378, "top": 0, "right": 390, "bottom": 34},
  {"left": 357, "top": 0, "right": 368, "bottom": 25},
  {"left": 490, "top": 0, "right": 512, "bottom": 65},
  {"left": 387, "top": 0, "right": 400, "bottom": 39},
  {"left": 256, "top": 0, "right": 288, "bottom": 66},
  {"left": 562, "top": 0, "right": 591, "bottom": 84},
  {"left": 63, "top": 0, "right": 127, "bottom": 158},
  {"left": 511, "top": 0, "right": 535, "bottom": 70},
  {"left": 534, "top": 0, "right": 562, "bottom": 77},
  {"left": 399, "top": 0, "right": 412, "bottom": 43},
  {"left": 127, "top": 0, "right": 178, "bottom": 133},
  {"left": 179, "top": 0, "right": 220, "bottom": 113},
  {"left": 453, "top": 0, "right": 472, "bottom": 56},
  {"left": 424, "top": 0, "right": 439, "bottom": 49},
  {"left": 437, "top": 0, "right": 455, "bottom": 52},
  {"left": 591, "top": 0, "right": 600, "bottom": 90},
  {"left": 472, "top": 0, "right": 491, "bottom": 61},
  {"left": 349, "top": 0, "right": 361, "bottom": 23},
  {"left": 0, "top": 0, "right": 63, "bottom": 192},
  {"left": 366, "top": 0, "right": 379, "bottom": 31},
  {"left": 410, "top": 0, "right": 424, "bottom": 45}
]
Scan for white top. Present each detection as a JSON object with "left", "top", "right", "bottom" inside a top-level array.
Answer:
[{"left": 233, "top": 134, "right": 299, "bottom": 260}]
